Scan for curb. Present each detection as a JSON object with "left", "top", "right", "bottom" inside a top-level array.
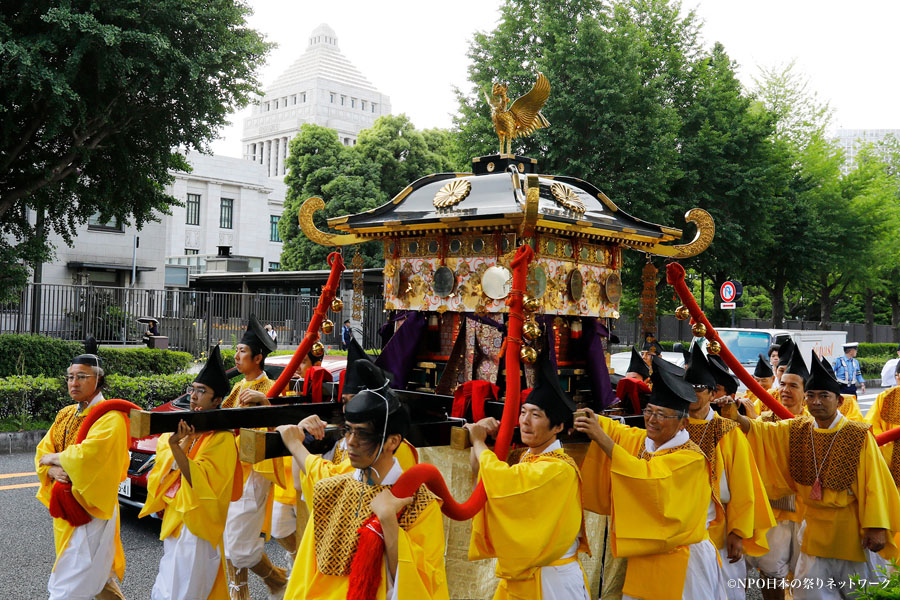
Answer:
[{"left": 0, "top": 430, "right": 47, "bottom": 454}]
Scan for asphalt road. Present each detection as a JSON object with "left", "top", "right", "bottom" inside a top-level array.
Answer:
[
  {"left": 0, "top": 451, "right": 291, "bottom": 600},
  {"left": 0, "top": 389, "right": 885, "bottom": 599}
]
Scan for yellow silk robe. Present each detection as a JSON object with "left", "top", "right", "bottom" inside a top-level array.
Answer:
[
  {"left": 35, "top": 401, "right": 130, "bottom": 577},
  {"left": 581, "top": 417, "right": 711, "bottom": 600},
  {"left": 687, "top": 412, "right": 775, "bottom": 556},
  {"left": 839, "top": 394, "right": 865, "bottom": 422},
  {"left": 747, "top": 416, "right": 900, "bottom": 562},
  {"left": 140, "top": 431, "right": 238, "bottom": 599},
  {"left": 865, "top": 387, "right": 900, "bottom": 435},
  {"left": 284, "top": 454, "right": 449, "bottom": 600},
  {"left": 469, "top": 447, "right": 589, "bottom": 599},
  {"left": 223, "top": 375, "right": 289, "bottom": 535}
]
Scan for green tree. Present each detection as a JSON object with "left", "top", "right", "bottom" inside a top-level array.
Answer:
[
  {"left": 0, "top": 0, "right": 270, "bottom": 299},
  {"left": 280, "top": 116, "right": 456, "bottom": 270}
]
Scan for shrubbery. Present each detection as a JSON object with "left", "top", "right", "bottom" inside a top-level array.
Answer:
[
  {"left": 0, "top": 372, "right": 194, "bottom": 424},
  {"left": 0, "top": 334, "right": 192, "bottom": 377}
]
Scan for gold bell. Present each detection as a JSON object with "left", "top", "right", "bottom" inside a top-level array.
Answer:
[
  {"left": 523, "top": 320, "right": 542, "bottom": 341},
  {"left": 321, "top": 319, "right": 335, "bottom": 334},
  {"left": 520, "top": 346, "right": 538, "bottom": 364},
  {"left": 707, "top": 340, "right": 722, "bottom": 355},
  {"left": 523, "top": 296, "right": 540, "bottom": 313},
  {"left": 331, "top": 298, "right": 344, "bottom": 312},
  {"left": 675, "top": 305, "right": 690, "bottom": 320},
  {"left": 691, "top": 322, "right": 707, "bottom": 338},
  {"left": 311, "top": 341, "right": 325, "bottom": 357}
]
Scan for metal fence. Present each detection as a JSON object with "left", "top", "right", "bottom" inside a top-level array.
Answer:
[
  {"left": 613, "top": 314, "right": 899, "bottom": 346},
  {"left": 2, "top": 283, "right": 387, "bottom": 355}
]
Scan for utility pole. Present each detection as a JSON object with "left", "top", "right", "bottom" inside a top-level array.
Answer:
[{"left": 29, "top": 208, "right": 45, "bottom": 334}]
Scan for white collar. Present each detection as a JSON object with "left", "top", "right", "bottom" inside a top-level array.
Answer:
[
  {"left": 246, "top": 372, "right": 266, "bottom": 382},
  {"left": 353, "top": 457, "right": 402, "bottom": 486},
  {"left": 701, "top": 406, "right": 714, "bottom": 421},
  {"left": 644, "top": 428, "right": 689, "bottom": 454},
  {"left": 524, "top": 439, "right": 562, "bottom": 456},
  {"left": 819, "top": 411, "right": 844, "bottom": 430},
  {"left": 78, "top": 391, "right": 104, "bottom": 413}
]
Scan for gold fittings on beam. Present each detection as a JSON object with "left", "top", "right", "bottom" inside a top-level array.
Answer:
[{"left": 298, "top": 197, "right": 366, "bottom": 247}]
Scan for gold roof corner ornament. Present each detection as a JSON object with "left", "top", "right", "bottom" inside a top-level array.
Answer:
[
  {"left": 485, "top": 72, "right": 551, "bottom": 155},
  {"left": 297, "top": 196, "right": 364, "bottom": 247},
  {"left": 633, "top": 208, "right": 715, "bottom": 258}
]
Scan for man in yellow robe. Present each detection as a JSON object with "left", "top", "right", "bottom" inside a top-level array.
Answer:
[
  {"left": 684, "top": 346, "right": 775, "bottom": 599},
  {"left": 736, "top": 352, "right": 809, "bottom": 600},
  {"left": 465, "top": 346, "right": 590, "bottom": 599},
  {"left": 35, "top": 344, "right": 130, "bottom": 600},
  {"left": 220, "top": 314, "right": 289, "bottom": 599},
  {"left": 723, "top": 351, "right": 900, "bottom": 600},
  {"left": 277, "top": 359, "right": 448, "bottom": 600},
  {"left": 866, "top": 362, "right": 900, "bottom": 436},
  {"left": 140, "top": 344, "right": 239, "bottom": 599},
  {"left": 577, "top": 356, "right": 726, "bottom": 600}
]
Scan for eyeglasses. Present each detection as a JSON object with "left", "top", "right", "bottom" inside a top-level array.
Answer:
[
  {"left": 642, "top": 409, "right": 683, "bottom": 421},
  {"left": 691, "top": 384, "right": 712, "bottom": 392},
  {"left": 64, "top": 374, "right": 96, "bottom": 383},
  {"left": 339, "top": 425, "right": 380, "bottom": 445},
  {"left": 185, "top": 386, "right": 211, "bottom": 397}
]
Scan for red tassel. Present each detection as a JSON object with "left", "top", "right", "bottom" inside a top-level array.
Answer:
[
  {"left": 49, "top": 483, "right": 92, "bottom": 526},
  {"left": 347, "top": 516, "right": 385, "bottom": 600}
]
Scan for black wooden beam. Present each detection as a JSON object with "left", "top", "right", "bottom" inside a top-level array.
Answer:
[{"left": 129, "top": 402, "right": 343, "bottom": 438}]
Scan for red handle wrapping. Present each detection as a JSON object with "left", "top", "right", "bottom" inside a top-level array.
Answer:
[
  {"left": 267, "top": 252, "right": 345, "bottom": 398},
  {"left": 876, "top": 427, "right": 900, "bottom": 446},
  {"left": 390, "top": 244, "right": 534, "bottom": 519},
  {"left": 666, "top": 262, "right": 794, "bottom": 420}
]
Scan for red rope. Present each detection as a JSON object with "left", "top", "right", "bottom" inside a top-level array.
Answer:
[
  {"left": 665, "top": 262, "right": 794, "bottom": 420},
  {"left": 267, "top": 252, "right": 345, "bottom": 398},
  {"left": 48, "top": 399, "right": 140, "bottom": 526}
]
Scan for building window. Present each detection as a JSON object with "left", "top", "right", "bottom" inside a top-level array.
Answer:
[
  {"left": 341, "top": 95, "right": 346, "bottom": 106},
  {"left": 185, "top": 248, "right": 198, "bottom": 255},
  {"left": 88, "top": 213, "right": 123, "bottom": 232},
  {"left": 274, "top": 99, "right": 278, "bottom": 109},
  {"left": 301, "top": 92, "right": 306, "bottom": 103},
  {"left": 270, "top": 215, "right": 281, "bottom": 242},
  {"left": 361, "top": 100, "right": 366, "bottom": 111},
  {"left": 186, "top": 194, "right": 200, "bottom": 225},
  {"left": 351, "top": 98, "right": 356, "bottom": 108},
  {"left": 330, "top": 93, "right": 335, "bottom": 103},
  {"left": 269, "top": 262, "right": 281, "bottom": 272},
  {"left": 292, "top": 95, "right": 296, "bottom": 105},
  {"left": 371, "top": 103, "right": 376, "bottom": 113},
  {"left": 220, "top": 198, "right": 233, "bottom": 229}
]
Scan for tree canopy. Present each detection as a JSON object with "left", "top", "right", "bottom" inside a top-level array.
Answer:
[
  {"left": 0, "top": 0, "right": 270, "bottom": 297},
  {"left": 279, "top": 116, "right": 458, "bottom": 271}
]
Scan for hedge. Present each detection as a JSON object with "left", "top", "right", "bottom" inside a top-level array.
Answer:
[
  {"left": 857, "top": 343, "right": 900, "bottom": 358},
  {"left": 97, "top": 347, "right": 192, "bottom": 377},
  {"left": 0, "top": 373, "right": 194, "bottom": 423},
  {"left": 0, "top": 334, "right": 192, "bottom": 377}
]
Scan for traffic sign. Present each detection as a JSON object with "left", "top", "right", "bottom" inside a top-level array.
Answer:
[
  {"left": 720, "top": 282, "right": 736, "bottom": 302},
  {"left": 719, "top": 280, "right": 743, "bottom": 303},
  {"left": 720, "top": 302, "right": 736, "bottom": 309}
]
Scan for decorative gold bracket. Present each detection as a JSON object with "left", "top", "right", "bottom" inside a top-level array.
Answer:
[
  {"left": 628, "top": 208, "right": 715, "bottom": 258},
  {"left": 298, "top": 197, "right": 365, "bottom": 247},
  {"left": 521, "top": 174, "right": 540, "bottom": 233}
]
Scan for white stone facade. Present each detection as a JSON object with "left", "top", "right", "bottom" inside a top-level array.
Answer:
[
  {"left": 241, "top": 23, "right": 391, "bottom": 177},
  {"left": 834, "top": 128, "right": 900, "bottom": 173},
  {"left": 35, "top": 152, "right": 286, "bottom": 289}
]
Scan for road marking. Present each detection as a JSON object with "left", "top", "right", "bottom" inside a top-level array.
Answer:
[
  {"left": 0, "top": 472, "right": 36, "bottom": 480},
  {"left": 0, "top": 482, "right": 40, "bottom": 491}
]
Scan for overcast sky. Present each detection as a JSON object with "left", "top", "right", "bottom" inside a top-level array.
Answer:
[{"left": 210, "top": 0, "right": 900, "bottom": 157}]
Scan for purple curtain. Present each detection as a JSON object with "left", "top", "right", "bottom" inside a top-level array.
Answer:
[
  {"left": 584, "top": 317, "right": 615, "bottom": 408},
  {"left": 375, "top": 312, "right": 425, "bottom": 390},
  {"left": 379, "top": 310, "right": 412, "bottom": 349}
]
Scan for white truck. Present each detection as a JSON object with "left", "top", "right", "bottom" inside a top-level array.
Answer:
[{"left": 705, "top": 328, "right": 848, "bottom": 370}]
